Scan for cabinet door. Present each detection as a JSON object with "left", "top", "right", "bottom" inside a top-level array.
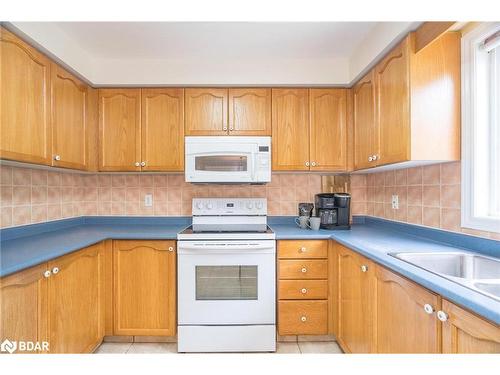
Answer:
[
  {"left": 0, "top": 264, "right": 48, "bottom": 350},
  {"left": 353, "top": 70, "right": 378, "bottom": 170},
  {"left": 309, "top": 89, "right": 347, "bottom": 171},
  {"left": 141, "top": 88, "right": 184, "bottom": 171},
  {"left": 271, "top": 88, "right": 309, "bottom": 170},
  {"left": 375, "top": 266, "right": 440, "bottom": 353},
  {"left": 51, "top": 64, "right": 88, "bottom": 170},
  {"left": 113, "top": 240, "right": 176, "bottom": 336},
  {"left": 0, "top": 27, "right": 52, "bottom": 165},
  {"left": 337, "top": 245, "right": 374, "bottom": 353},
  {"left": 228, "top": 88, "right": 271, "bottom": 135},
  {"left": 375, "top": 36, "right": 411, "bottom": 166},
  {"left": 98, "top": 89, "right": 141, "bottom": 171},
  {"left": 48, "top": 244, "right": 104, "bottom": 353},
  {"left": 185, "top": 88, "right": 228, "bottom": 135},
  {"left": 441, "top": 299, "right": 500, "bottom": 353}
]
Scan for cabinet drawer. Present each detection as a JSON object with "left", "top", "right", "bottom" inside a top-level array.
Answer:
[
  {"left": 278, "top": 301, "right": 328, "bottom": 335},
  {"left": 278, "top": 240, "right": 328, "bottom": 259},
  {"left": 279, "top": 280, "right": 328, "bottom": 300},
  {"left": 279, "top": 260, "right": 328, "bottom": 279}
]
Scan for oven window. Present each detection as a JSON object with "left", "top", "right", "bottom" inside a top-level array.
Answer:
[
  {"left": 195, "top": 266, "right": 258, "bottom": 300},
  {"left": 195, "top": 155, "right": 248, "bottom": 172}
]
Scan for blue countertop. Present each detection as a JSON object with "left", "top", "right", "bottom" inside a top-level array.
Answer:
[{"left": 1, "top": 215, "right": 499, "bottom": 324}]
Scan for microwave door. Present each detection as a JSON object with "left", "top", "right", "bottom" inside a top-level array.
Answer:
[{"left": 188, "top": 152, "right": 254, "bottom": 182}]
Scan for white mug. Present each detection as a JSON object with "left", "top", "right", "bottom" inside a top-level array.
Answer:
[
  {"left": 307, "top": 217, "right": 321, "bottom": 231},
  {"left": 295, "top": 215, "right": 309, "bottom": 229}
]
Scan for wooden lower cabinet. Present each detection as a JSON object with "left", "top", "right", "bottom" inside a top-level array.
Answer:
[
  {"left": 47, "top": 243, "right": 105, "bottom": 353},
  {"left": 278, "top": 301, "right": 328, "bottom": 335},
  {"left": 336, "top": 244, "right": 374, "bottom": 353},
  {"left": 113, "top": 240, "right": 176, "bottom": 336},
  {"left": 374, "top": 265, "right": 441, "bottom": 353},
  {"left": 0, "top": 263, "right": 49, "bottom": 349},
  {"left": 441, "top": 299, "right": 500, "bottom": 353}
]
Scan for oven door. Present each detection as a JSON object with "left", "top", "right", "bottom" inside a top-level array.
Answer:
[
  {"left": 185, "top": 142, "right": 257, "bottom": 183},
  {"left": 177, "top": 240, "right": 276, "bottom": 325}
]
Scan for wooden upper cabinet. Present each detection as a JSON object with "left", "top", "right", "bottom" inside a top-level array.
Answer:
[
  {"left": 0, "top": 263, "right": 48, "bottom": 347},
  {"left": 48, "top": 244, "right": 104, "bottom": 353},
  {"left": 228, "top": 88, "right": 271, "bottom": 135},
  {"left": 375, "top": 36, "right": 411, "bottom": 166},
  {"left": 141, "top": 88, "right": 184, "bottom": 171},
  {"left": 441, "top": 299, "right": 500, "bottom": 353},
  {"left": 98, "top": 89, "right": 141, "bottom": 171},
  {"left": 51, "top": 64, "right": 88, "bottom": 170},
  {"left": 336, "top": 245, "right": 374, "bottom": 353},
  {"left": 309, "top": 89, "right": 347, "bottom": 171},
  {"left": 0, "top": 27, "right": 52, "bottom": 165},
  {"left": 185, "top": 88, "right": 228, "bottom": 135},
  {"left": 113, "top": 240, "right": 176, "bottom": 336},
  {"left": 271, "top": 88, "right": 309, "bottom": 170},
  {"left": 353, "top": 71, "right": 378, "bottom": 170},
  {"left": 374, "top": 266, "right": 441, "bottom": 353}
]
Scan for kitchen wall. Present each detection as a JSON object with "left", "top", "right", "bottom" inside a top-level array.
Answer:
[
  {"left": 350, "top": 162, "right": 500, "bottom": 240},
  {"left": 0, "top": 165, "right": 322, "bottom": 228}
]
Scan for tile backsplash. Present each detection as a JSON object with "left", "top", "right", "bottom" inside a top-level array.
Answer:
[
  {"left": 350, "top": 162, "right": 500, "bottom": 240},
  {"left": 0, "top": 165, "right": 322, "bottom": 228}
]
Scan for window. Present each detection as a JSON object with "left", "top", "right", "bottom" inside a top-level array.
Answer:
[{"left": 462, "top": 23, "right": 500, "bottom": 233}]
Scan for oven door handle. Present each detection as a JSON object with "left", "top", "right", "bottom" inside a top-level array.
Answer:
[{"left": 178, "top": 243, "right": 275, "bottom": 254}]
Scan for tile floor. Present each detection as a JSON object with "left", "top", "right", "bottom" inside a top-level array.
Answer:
[{"left": 94, "top": 341, "right": 343, "bottom": 354}]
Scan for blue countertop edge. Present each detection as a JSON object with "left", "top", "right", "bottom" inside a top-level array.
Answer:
[{"left": 1, "top": 215, "right": 499, "bottom": 324}]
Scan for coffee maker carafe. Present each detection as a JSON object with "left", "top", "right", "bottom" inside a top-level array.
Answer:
[{"left": 314, "top": 193, "right": 351, "bottom": 230}]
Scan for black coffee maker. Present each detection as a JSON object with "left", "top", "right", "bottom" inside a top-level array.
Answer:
[{"left": 314, "top": 193, "right": 351, "bottom": 230}]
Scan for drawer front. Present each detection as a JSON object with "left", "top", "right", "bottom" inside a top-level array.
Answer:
[
  {"left": 278, "top": 240, "right": 328, "bottom": 259},
  {"left": 278, "top": 301, "right": 328, "bottom": 335},
  {"left": 279, "top": 260, "right": 328, "bottom": 279},
  {"left": 279, "top": 280, "right": 328, "bottom": 300}
]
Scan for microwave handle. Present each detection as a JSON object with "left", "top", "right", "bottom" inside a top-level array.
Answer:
[{"left": 251, "top": 152, "right": 256, "bottom": 180}]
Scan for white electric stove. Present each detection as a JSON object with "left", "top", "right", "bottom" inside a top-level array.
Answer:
[{"left": 177, "top": 198, "right": 276, "bottom": 353}]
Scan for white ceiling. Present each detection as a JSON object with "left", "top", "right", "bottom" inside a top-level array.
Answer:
[
  {"left": 51, "top": 22, "right": 378, "bottom": 60},
  {"left": 9, "top": 22, "right": 420, "bottom": 86}
]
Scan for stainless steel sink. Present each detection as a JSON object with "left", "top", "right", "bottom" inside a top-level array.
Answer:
[{"left": 389, "top": 251, "right": 500, "bottom": 301}]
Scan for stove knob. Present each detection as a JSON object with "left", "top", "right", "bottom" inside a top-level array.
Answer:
[
  {"left": 256, "top": 202, "right": 263, "bottom": 209},
  {"left": 246, "top": 202, "right": 254, "bottom": 209},
  {"left": 206, "top": 203, "right": 213, "bottom": 210},
  {"left": 196, "top": 202, "right": 203, "bottom": 210}
]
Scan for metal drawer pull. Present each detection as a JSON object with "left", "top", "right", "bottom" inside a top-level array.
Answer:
[
  {"left": 168, "top": 246, "right": 174, "bottom": 252},
  {"left": 52, "top": 267, "right": 59, "bottom": 275},
  {"left": 437, "top": 310, "right": 448, "bottom": 322},
  {"left": 361, "top": 265, "right": 368, "bottom": 273},
  {"left": 423, "top": 304, "right": 434, "bottom": 314},
  {"left": 301, "top": 316, "right": 307, "bottom": 322},
  {"left": 43, "top": 270, "right": 51, "bottom": 278},
  {"left": 301, "top": 288, "right": 307, "bottom": 294},
  {"left": 300, "top": 247, "right": 307, "bottom": 253},
  {"left": 301, "top": 267, "right": 307, "bottom": 273}
]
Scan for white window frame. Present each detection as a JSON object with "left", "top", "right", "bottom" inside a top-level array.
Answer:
[{"left": 461, "top": 22, "right": 500, "bottom": 233}]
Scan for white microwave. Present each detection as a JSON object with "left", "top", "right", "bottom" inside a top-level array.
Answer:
[{"left": 185, "top": 136, "right": 271, "bottom": 184}]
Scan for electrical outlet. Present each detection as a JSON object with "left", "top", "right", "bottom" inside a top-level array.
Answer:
[
  {"left": 144, "top": 194, "right": 153, "bottom": 207},
  {"left": 391, "top": 195, "right": 399, "bottom": 209}
]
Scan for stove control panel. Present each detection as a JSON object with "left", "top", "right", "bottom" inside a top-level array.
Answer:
[{"left": 192, "top": 198, "right": 267, "bottom": 216}]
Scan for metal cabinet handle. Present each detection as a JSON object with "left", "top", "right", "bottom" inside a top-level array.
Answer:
[
  {"left": 301, "top": 316, "right": 307, "bottom": 322},
  {"left": 423, "top": 304, "right": 434, "bottom": 314},
  {"left": 368, "top": 156, "right": 373, "bottom": 162},
  {"left": 301, "top": 288, "right": 307, "bottom": 294},
  {"left": 305, "top": 161, "right": 310, "bottom": 167},
  {"left": 43, "top": 270, "right": 51, "bottom": 278},
  {"left": 301, "top": 267, "right": 307, "bottom": 273},
  {"left": 141, "top": 161, "right": 146, "bottom": 167},
  {"left": 229, "top": 127, "right": 234, "bottom": 131},
  {"left": 311, "top": 162, "right": 316, "bottom": 167},
  {"left": 52, "top": 267, "right": 59, "bottom": 275},
  {"left": 135, "top": 162, "right": 140, "bottom": 167},
  {"left": 299, "top": 247, "right": 307, "bottom": 253},
  {"left": 223, "top": 126, "right": 228, "bottom": 131},
  {"left": 372, "top": 155, "right": 378, "bottom": 161},
  {"left": 437, "top": 310, "right": 448, "bottom": 322},
  {"left": 54, "top": 155, "right": 61, "bottom": 161},
  {"left": 168, "top": 246, "right": 174, "bottom": 252},
  {"left": 360, "top": 265, "right": 368, "bottom": 273}
]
